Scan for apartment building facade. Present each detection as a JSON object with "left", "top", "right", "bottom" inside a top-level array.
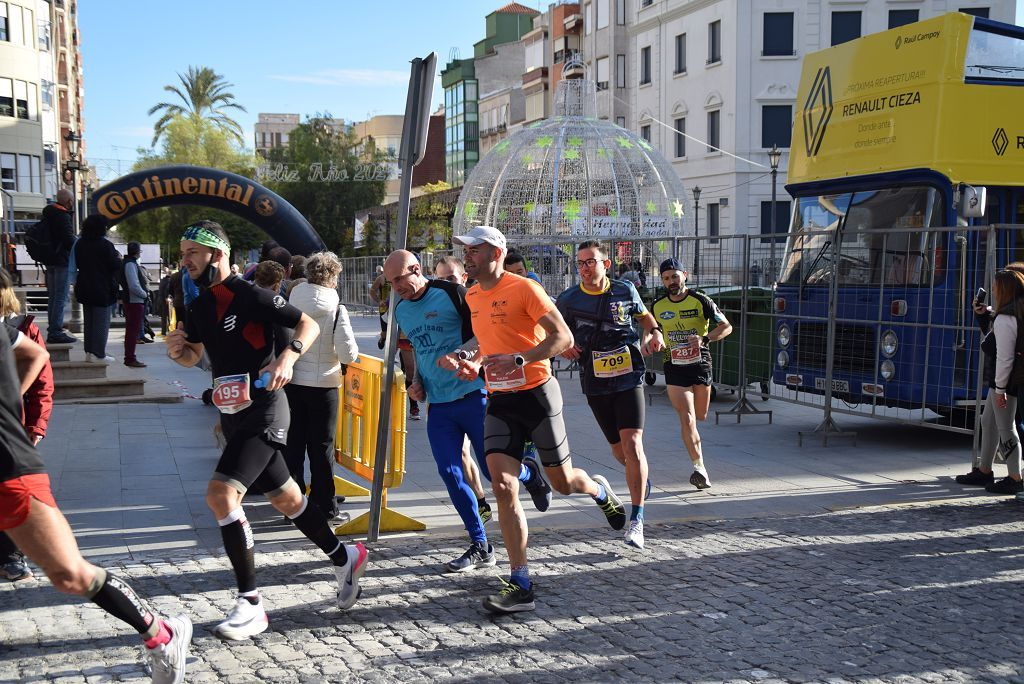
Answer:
[
  {"left": 1, "top": 0, "right": 83, "bottom": 219},
  {"left": 628, "top": 0, "right": 1013, "bottom": 272}
]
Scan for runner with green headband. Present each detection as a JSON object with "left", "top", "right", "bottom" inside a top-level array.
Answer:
[{"left": 166, "top": 219, "right": 368, "bottom": 639}]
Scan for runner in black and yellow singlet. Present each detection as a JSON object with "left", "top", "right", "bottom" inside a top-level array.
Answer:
[{"left": 650, "top": 258, "right": 732, "bottom": 490}]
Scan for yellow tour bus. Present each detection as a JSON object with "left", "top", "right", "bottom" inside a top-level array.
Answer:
[{"left": 773, "top": 12, "right": 1024, "bottom": 422}]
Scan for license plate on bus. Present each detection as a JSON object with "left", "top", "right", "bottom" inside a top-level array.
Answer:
[{"left": 814, "top": 378, "right": 850, "bottom": 393}]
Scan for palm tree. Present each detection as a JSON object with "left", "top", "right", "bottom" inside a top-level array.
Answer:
[{"left": 147, "top": 66, "right": 247, "bottom": 147}]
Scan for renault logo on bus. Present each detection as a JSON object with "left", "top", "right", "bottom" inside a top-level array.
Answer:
[
  {"left": 993, "top": 128, "right": 1009, "bottom": 156},
  {"left": 803, "top": 66, "right": 833, "bottom": 157}
]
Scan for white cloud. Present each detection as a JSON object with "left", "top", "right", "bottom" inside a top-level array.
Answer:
[{"left": 269, "top": 69, "right": 409, "bottom": 87}]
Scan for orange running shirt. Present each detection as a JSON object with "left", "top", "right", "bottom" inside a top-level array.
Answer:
[{"left": 465, "top": 273, "right": 556, "bottom": 392}]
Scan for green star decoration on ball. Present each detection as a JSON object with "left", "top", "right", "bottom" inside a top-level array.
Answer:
[
  {"left": 524, "top": 201, "right": 537, "bottom": 215},
  {"left": 536, "top": 136, "right": 554, "bottom": 148},
  {"left": 567, "top": 136, "right": 583, "bottom": 147},
  {"left": 563, "top": 149, "right": 580, "bottom": 161},
  {"left": 638, "top": 139, "right": 653, "bottom": 152},
  {"left": 522, "top": 153, "right": 533, "bottom": 166},
  {"left": 464, "top": 201, "right": 478, "bottom": 221},
  {"left": 563, "top": 199, "right": 582, "bottom": 222},
  {"left": 497, "top": 209, "right": 508, "bottom": 221},
  {"left": 645, "top": 201, "right": 657, "bottom": 215},
  {"left": 616, "top": 136, "right": 634, "bottom": 149},
  {"left": 672, "top": 200, "right": 685, "bottom": 218},
  {"left": 493, "top": 140, "right": 510, "bottom": 153}
]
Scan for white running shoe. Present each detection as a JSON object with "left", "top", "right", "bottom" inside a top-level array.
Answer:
[
  {"left": 690, "top": 464, "right": 711, "bottom": 490},
  {"left": 145, "top": 614, "right": 192, "bottom": 684},
  {"left": 214, "top": 597, "right": 268, "bottom": 640},
  {"left": 624, "top": 519, "right": 645, "bottom": 549},
  {"left": 335, "top": 542, "right": 368, "bottom": 610},
  {"left": 87, "top": 353, "right": 114, "bottom": 364}
]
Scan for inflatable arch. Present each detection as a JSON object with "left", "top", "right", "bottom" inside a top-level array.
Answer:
[{"left": 93, "top": 165, "right": 325, "bottom": 255}]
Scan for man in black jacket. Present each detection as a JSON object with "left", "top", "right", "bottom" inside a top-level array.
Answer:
[{"left": 42, "top": 189, "right": 77, "bottom": 344}]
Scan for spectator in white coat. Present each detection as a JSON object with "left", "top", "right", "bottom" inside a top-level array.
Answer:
[{"left": 283, "top": 251, "right": 359, "bottom": 521}]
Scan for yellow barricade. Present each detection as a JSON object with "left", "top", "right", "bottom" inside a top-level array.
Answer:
[{"left": 331, "top": 354, "right": 425, "bottom": 535}]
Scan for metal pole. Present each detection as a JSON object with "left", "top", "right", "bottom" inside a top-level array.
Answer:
[
  {"left": 693, "top": 199, "right": 700, "bottom": 285},
  {"left": 367, "top": 53, "right": 435, "bottom": 541},
  {"left": 769, "top": 166, "right": 778, "bottom": 287}
]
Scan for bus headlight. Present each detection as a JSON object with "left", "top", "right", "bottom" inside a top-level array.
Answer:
[
  {"left": 778, "top": 324, "right": 791, "bottom": 348},
  {"left": 880, "top": 360, "right": 896, "bottom": 380},
  {"left": 777, "top": 350, "right": 790, "bottom": 368},
  {"left": 881, "top": 330, "right": 898, "bottom": 358}
]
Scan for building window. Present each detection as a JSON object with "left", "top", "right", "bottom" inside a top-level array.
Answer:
[
  {"left": 707, "top": 203, "right": 720, "bottom": 243},
  {"left": 763, "top": 13, "right": 794, "bottom": 56},
  {"left": 708, "top": 20, "right": 721, "bottom": 64},
  {"left": 17, "top": 154, "right": 30, "bottom": 192},
  {"left": 959, "top": 7, "right": 989, "bottom": 18},
  {"left": 831, "top": 11, "right": 861, "bottom": 46},
  {"left": 616, "top": 116, "right": 626, "bottom": 128},
  {"left": 640, "top": 46, "right": 651, "bottom": 84},
  {"left": 585, "top": 3, "right": 592, "bottom": 34},
  {"left": 8, "top": 2, "right": 20, "bottom": 45},
  {"left": 0, "top": 78, "right": 11, "bottom": 117},
  {"left": 37, "top": 18, "right": 49, "bottom": 50},
  {"left": 674, "top": 117, "right": 685, "bottom": 158},
  {"left": 674, "top": 33, "right": 686, "bottom": 73},
  {"left": 597, "top": 0, "right": 609, "bottom": 29},
  {"left": 0, "top": 3, "right": 7, "bottom": 42},
  {"left": 707, "top": 110, "right": 720, "bottom": 152},
  {"left": 888, "top": 9, "right": 918, "bottom": 29},
  {"left": 27, "top": 82, "right": 36, "bottom": 120},
  {"left": 640, "top": 124, "right": 651, "bottom": 143},
  {"left": 596, "top": 56, "right": 609, "bottom": 91},
  {"left": 13, "top": 80, "right": 28, "bottom": 120},
  {"left": 616, "top": 0, "right": 625, "bottom": 24},
  {"left": 761, "top": 105, "right": 792, "bottom": 148},
  {"left": 642, "top": 0, "right": 652, "bottom": 6},
  {"left": 0, "top": 153, "right": 13, "bottom": 190},
  {"left": 616, "top": 54, "right": 626, "bottom": 89},
  {"left": 40, "top": 79, "right": 52, "bottom": 110},
  {"left": 20, "top": 6, "right": 30, "bottom": 46},
  {"left": 760, "top": 200, "right": 791, "bottom": 243}
]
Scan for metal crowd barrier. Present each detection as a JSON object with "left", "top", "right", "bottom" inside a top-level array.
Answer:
[
  {"left": 334, "top": 225, "right": 1006, "bottom": 443},
  {"left": 332, "top": 354, "right": 424, "bottom": 535}
]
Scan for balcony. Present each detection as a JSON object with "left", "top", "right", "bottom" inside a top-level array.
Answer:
[{"left": 562, "top": 13, "right": 582, "bottom": 31}]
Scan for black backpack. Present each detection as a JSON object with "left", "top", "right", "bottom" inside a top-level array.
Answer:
[{"left": 24, "top": 218, "right": 54, "bottom": 264}]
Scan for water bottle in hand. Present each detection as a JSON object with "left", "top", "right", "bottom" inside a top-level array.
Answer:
[{"left": 254, "top": 371, "right": 271, "bottom": 389}]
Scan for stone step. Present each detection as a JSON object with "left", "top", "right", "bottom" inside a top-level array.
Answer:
[
  {"left": 54, "top": 377, "right": 145, "bottom": 401},
  {"left": 54, "top": 392, "right": 183, "bottom": 405},
  {"left": 50, "top": 361, "right": 107, "bottom": 381},
  {"left": 45, "top": 342, "right": 73, "bottom": 363}
]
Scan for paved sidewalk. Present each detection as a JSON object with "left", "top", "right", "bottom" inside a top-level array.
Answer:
[{"left": 4, "top": 313, "right": 1024, "bottom": 681}]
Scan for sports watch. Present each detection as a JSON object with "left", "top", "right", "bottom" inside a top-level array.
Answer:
[
  {"left": 288, "top": 339, "right": 305, "bottom": 355},
  {"left": 513, "top": 354, "right": 526, "bottom": 367}
]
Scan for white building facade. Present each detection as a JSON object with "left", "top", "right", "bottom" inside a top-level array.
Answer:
[{"left": 626, "top": 0, "right": 1013, "bottom": 273}]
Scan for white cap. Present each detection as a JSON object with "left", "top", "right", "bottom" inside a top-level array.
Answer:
[{"left": 452, "top": 225, "right": 507, "bottom": 250}]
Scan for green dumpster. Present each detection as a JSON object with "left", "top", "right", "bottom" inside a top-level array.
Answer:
[{"left": 700, "top": 286, "right": 773, "bottom": 395}]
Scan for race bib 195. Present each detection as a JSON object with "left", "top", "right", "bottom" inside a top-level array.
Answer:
[{"left": 212, "top": 373, "right": 253, "bottom": 414}]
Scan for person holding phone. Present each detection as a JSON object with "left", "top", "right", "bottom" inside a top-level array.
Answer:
[{"left": 957, "top": 270, "right": 1024, "bottom": 494}]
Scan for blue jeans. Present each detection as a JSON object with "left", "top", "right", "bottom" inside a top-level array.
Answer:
[
  {"left": 426, "top": 390, "right": 489, "bottom": 545},
  {"left": 44, "top": 265, "right": 69, "bottom": 338},
  {"left": 82, "top": 305, "right": 112, "bottom": 358}
]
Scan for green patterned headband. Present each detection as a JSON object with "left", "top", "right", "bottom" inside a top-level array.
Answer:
[{"left": 181, "top": 225, "right": 230, "bottom": 254}]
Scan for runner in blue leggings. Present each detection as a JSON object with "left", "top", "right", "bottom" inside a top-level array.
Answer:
[{"left": 384, "top": 250, "right": 552, "bottom": 571}]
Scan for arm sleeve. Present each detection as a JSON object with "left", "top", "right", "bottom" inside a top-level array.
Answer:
[
  {"left": 523, "top": 279, "right": 556, "bottom": 323},
  {"left": 994, "top": 314, "right": 1018, "bottom": 390},
  {"left": 125, "top": 262, "right": 148, "bottom": 300},
  {"left": 55, "top": 213, "right": 75, "bottom": 252},
  {"left": 6, "top": 325, "right": 23, "bottom": 349},
  {"left": 334, "top": 306, "right": 360, "bottom": 365},
  {"left": 250, "top": 283, "right": 303, "bottom": 329},
  {"left": 698, "top": 293, "right": 726, "bottom": 325}
]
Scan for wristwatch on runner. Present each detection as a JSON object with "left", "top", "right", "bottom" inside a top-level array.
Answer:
[
  {"left": 513, "top": 354, "right": 526, "bottom": 367},
  {"left": 456, "top": 349, "right": 472, "bottom": 361},
  {"left": 288, "top": 339, "right": 305, "bottom": 355}
]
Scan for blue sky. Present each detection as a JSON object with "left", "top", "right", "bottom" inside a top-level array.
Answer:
[
  {"left": 80, "top": 0, "right": 523, "bottom": 182},
  {"left": 82, "top": 1, "right": 1024, "bottom": 184}
]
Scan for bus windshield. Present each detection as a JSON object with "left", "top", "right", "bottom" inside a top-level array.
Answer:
[{"left": 779, "top": 186, "right": 944, "bottom": 287}]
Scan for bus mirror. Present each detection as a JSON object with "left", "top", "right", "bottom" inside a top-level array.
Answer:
[{"left": 960, "top": 185, "right": 987, "bottom": 218}]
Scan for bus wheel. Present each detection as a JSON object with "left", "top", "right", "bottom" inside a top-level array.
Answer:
[{"left": 644, "top": 371, "right": 657, "bottom": 386}]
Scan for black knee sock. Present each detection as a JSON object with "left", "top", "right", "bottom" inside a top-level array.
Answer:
[
  {"left": 218, "top": 508, "right": 257, "bottom": 594},
  {"left": 289, "top": 497, "right": 348, "bottom": 566},
  {"left": 86, "top": 568, "right": 160, "bottom": 638}
]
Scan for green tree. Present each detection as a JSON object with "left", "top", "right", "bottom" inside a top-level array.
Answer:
[
  {"left": 147, "top": 66, "right": 247, "bottom": 147},
  {"left": 262, "top": 115, "right": 387, "bottom": 255},
  {"left": 115, "top": 115, "right": 263, "bottom": 262}
]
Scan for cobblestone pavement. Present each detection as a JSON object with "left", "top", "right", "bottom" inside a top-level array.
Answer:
[{"left": 3, "top": 497, "right": 1024, "bottom": 683}]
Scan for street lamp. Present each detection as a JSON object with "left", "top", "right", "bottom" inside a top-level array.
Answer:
[
  {"left": 768, "top": 143, "right": 782, "bottom": 286},
  {"left": 63, "top": 130, "right": 82, "bottom": 231},
  {"left": 692, "top": 185, "right": 701, "bottom": 285}
]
